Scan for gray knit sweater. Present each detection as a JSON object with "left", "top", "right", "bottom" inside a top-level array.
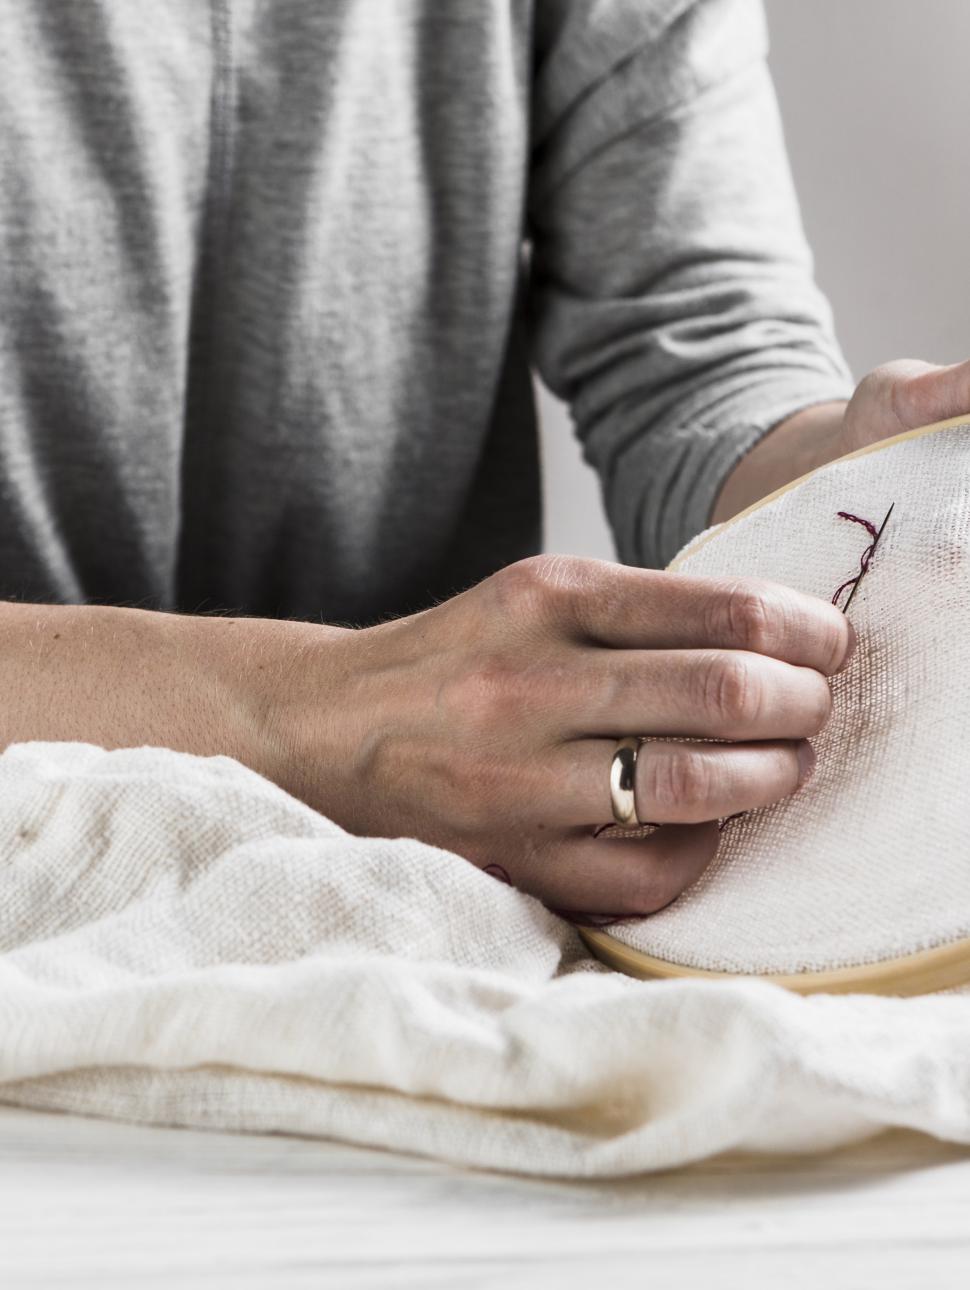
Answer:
[{"left": 0, "top": 0, "right": 851, "bottom": 623}]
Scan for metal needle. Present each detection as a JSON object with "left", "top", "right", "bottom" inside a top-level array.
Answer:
[{"left": 840, "top": 501, "right": 895, "bottom": 616}]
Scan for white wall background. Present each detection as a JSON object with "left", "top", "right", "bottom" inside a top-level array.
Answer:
[{"left": 539, "top": 0, "right": 970, "bottom": 559}]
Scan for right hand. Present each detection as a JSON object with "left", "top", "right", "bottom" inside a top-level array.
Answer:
[{"left": 277, "top": 556, "right": 854, "bottom": 918}]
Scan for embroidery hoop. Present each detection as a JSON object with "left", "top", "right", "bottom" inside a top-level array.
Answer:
[{"left": 581, "top": 413, "right": 970, "bottom": 997}]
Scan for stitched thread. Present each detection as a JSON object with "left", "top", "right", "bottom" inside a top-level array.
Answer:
[{"left": 831, "top": 511, "right": 881, "bottom": 608}]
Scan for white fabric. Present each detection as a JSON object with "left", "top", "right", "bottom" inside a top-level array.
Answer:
[
  {"left": 2, "top": 734, "right": 970, "bottom": 1177},
  {"left": 609, "top": 420, "right": 970, "bottom": 974}
]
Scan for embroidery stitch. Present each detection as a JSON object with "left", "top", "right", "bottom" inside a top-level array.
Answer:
[{"left": 832, "top": 503, "right": 895, "bottom": 612}]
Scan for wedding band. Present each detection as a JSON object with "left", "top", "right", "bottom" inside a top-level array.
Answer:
[{"left": 609, "top": 736, "right": 642, "bottom": 828}]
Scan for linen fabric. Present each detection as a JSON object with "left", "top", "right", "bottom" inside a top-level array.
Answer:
[
  {"left": 2, "top": 733, "right": 970, "bottom": 1177},
  {"left": 0, "top": 0, "right": 850, "bottom": 622},
  {"left": 607, "top": 420, "right": 970, "bottom": 976}
]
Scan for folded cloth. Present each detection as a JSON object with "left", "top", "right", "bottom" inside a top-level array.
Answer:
[{"left": 1, "top": 740, "right": 969, "bottom": 1177}]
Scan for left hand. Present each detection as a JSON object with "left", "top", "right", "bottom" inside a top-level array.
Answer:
[
  {"left": 841, "top": 357, "right": 970, "bottom": 454},
  {"left": 713, "top": 357, "right": 970, "bottom": 523}
]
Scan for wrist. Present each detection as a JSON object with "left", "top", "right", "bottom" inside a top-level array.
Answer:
[
  {"left": 711, "top": 401, "right": 847, "bottom": 525},
  {"left": 250, "top": 616, "right": 375, "bottom": 819}
]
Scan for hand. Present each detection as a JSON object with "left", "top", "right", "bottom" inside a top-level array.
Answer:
[
  {"left": 276, "top": 557, "right": 854, "bottom": 917},
  {"left": 841, "top": 357, "right": 970, "bottom": 454},
  {"left": 713, "top": 357, "right": 970, "bottom": 523}
]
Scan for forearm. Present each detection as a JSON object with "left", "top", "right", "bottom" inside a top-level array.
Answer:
[
  {"left": 711, "top": 401, "right": 847, "bottom": 525},
  {"left": 0, "top": 601, "right": 351, "bottom": 796}
]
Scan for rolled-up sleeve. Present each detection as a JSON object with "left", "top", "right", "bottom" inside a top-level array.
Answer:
[{"left": 527, "top": 0, "right": 854, "bottom": 567}]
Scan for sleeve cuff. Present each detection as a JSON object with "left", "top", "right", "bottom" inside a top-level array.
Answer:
[{"left": 623, "top": 372, "right": 856, "bottom": 568}]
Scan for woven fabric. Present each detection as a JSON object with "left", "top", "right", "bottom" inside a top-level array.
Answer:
[
  {"left": 609, "top": 420, "right": 970, "bottom": 974},
  {"left": 2, "top": 735, "right": 970, "bottom": 1175}
]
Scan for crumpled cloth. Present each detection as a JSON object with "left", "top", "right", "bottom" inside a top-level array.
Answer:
[{"left": 1, "top": 740, "right": 969, "bottom": 1177}]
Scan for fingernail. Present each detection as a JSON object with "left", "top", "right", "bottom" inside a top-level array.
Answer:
[
  {"left": 837, "top": 619, "right": 858, "bottom": 673},
  {"left": 796, "top": 741, "right": 817, "bottom": 786}
]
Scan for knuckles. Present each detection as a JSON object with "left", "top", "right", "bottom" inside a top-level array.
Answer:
[
  {"left": 711, "top": 581, "right": 781, "bottom": 656},
  {"left": 638, "top": 747, "right": 715, "bottom": 820},
  {"left": 488, "top": 554, "right": 588, "bottom": 621},
  {"left": 442, "top": 652, "right": 569, "bottom": 735},
  {"left": 694, "top": 650, "right": 832, "bottom": 735},
  {"left": 710, "top": 577, "right": 850, "bottom": 677},
  {"left": 698, "top": 651, "right": 762, "bottom": 728}
]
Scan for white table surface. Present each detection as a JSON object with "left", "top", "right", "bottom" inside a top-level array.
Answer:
[{"left": 1, "top": 1106, "right": 968, "bottom": 1289}]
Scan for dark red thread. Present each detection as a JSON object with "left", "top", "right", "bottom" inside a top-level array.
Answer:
[
  {"left": 593, "top": 821, "right": 660, "bottom": 838},
  {"left": 836, "top": 511, "right": 878, "bottom": 540},
  {"left": 831, "top": 511, "right": 880, "bottom": 608},
  {"left": 718, "top": 812, "right": 746, "bottom": 832}
]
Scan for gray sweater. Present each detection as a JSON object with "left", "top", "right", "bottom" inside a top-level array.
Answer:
[{"left": 0, "top": 0, "right": 851, "bottom": 624}]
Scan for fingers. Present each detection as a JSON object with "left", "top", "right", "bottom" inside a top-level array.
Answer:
[
  {"left": 517, "top": 822, "right": 720, "bottom": 916},
  {"left": 896, "top": 358, "right": 970, "bottom": 428},
  {"left": 561, "top": 648, "right": 833, "bottom": 742},
  {"left": 632, "top": 738, "right": 813, "bottom": 824},
  {"left": 491, "top": 556, "right": 854, "bottom": 676},
  {"left": 548, "top": 737, "right": 814, "bottom": 828},
  {"left": 505, "top": 735, "right": 813, "bottom": 917},
  {"left": 851, "top": 358, "right": 970, "bottom": 440}
]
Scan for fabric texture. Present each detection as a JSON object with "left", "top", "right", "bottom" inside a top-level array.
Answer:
[
  {"left": 0, "top": 0, "right": 850, "bottom": 622},
  {"left": 2, "top": 728, "right": 970, "bottom": 1177},
  {"left": 607, "top": 420, "right": 970, "bottom": 975}
]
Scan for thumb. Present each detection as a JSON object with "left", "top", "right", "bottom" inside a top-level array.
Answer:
[
  {"left": 844, "top": 358, "right": 970, "bottom": 452},
  {"left": 889, "top": 357, "right": 970, "bottom": 431}
]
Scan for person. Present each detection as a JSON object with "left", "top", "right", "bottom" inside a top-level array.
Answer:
[{"left": 0, "top": 0, "right": 966, "bottom": 918}]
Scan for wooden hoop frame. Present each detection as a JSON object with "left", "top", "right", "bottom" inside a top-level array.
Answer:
[{"left": 583, "top": 412, "right": 970, "bottom": 996}]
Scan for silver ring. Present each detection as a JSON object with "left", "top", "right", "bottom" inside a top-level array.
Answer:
[{"left": 609, "top": 736, "right": 642, "bottom": 828}]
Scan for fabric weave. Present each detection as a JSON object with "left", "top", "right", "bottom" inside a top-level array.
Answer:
[
  {"left": 2, "top": 695, "right": 970, "bottom": 1175},
  {"left": 608, "top": 420, "right": 970, "bottom": 974}
]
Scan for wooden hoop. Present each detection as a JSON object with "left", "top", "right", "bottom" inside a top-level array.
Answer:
[
  {"left": 579, "top": 927, "right": 970, "bottom": 997},
  {"left": 585, "top": 413, "right": 970, "bottom": 996}
]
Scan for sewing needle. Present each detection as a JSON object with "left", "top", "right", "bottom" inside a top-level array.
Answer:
[{"left": 840, "top": 501, "right": 895, "bottom": 616}]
